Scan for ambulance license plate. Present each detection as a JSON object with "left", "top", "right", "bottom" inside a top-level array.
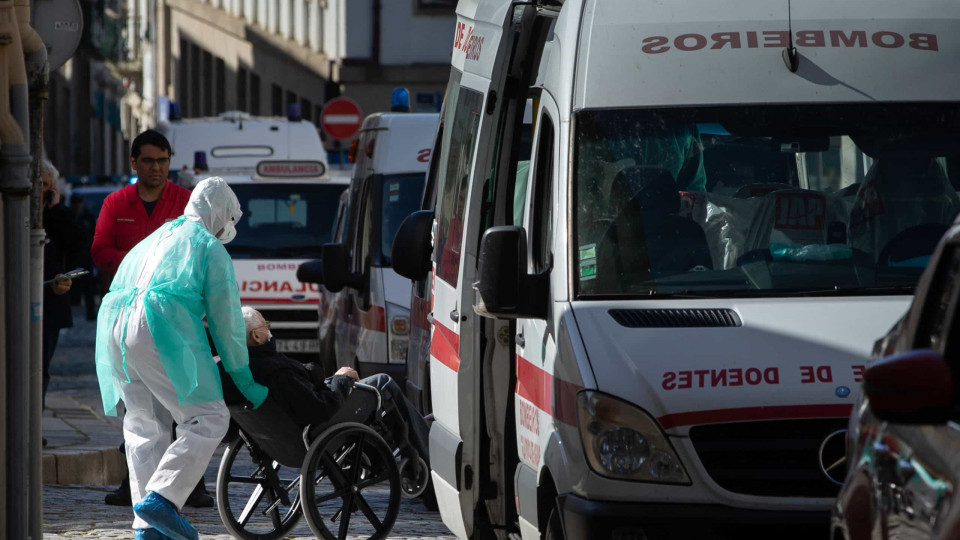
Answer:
[{"left": 275, "top": 339, "right": 320, "bottom": 353}]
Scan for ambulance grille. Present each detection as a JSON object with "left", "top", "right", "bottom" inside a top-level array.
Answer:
[
  {"left": 689, "top": 419, "right": 847, "bottom": 498},
  {"left": 609, "top": 309, "right": 741, "bottom": 328}
]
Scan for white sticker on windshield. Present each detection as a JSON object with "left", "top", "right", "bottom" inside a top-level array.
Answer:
[
  {"left": 579, "top": 243, "right": 597, "bottom": 281},
  {"left": 388, "top": 181, "right": 400, "bottom": 203}
]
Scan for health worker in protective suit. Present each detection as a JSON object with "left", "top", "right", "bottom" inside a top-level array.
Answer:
[{"left": 95, "top": 177, "right": 268, "bottom": 540}]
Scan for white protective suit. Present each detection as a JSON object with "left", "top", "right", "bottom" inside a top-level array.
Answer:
[{"left": 98, "top": 177, "right": 263, "bottom": 529}]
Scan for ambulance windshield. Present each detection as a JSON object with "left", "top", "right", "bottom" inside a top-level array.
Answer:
[
  {"left": 226, "top": 183, "right": 347, "bottom": 258},
  {"left": 381, "top": 173, "right": 426, "bottom": 265},
  {"left": 574, "top": 104, "right": 960, "bottom": 298}
]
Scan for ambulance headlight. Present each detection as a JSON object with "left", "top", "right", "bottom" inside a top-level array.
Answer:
[{"left": 577, "top": 391, "right": 689, "bottom": 484}]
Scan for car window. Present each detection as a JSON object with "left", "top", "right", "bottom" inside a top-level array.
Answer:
[
  {"left": 919, "top": 247, "right": 960, "bottom": 355},
  {"left": 381, "top": 173, "right": 427, "bottom": 266}
]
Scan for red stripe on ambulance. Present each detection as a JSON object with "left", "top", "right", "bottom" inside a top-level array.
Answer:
[
  {"left": 431, "top": 321, "right": 460, "bottom": 372},
  {"left": 658, "top": 404, "right": 854, "bottom": 430}
]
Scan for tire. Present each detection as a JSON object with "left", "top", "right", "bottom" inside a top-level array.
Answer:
[
  {"left": 300, "top": 422, "right": 401, "bottom": 540},
  {"left": 217, "top": 433, "right": 303, "bottom": 540}
]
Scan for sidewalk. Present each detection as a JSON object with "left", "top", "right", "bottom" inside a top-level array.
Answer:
[{"left": 43, "top": 305, "right": 127, "bottom": 485}]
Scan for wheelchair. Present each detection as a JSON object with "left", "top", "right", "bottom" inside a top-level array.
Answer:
[{"left": 216, "top": 382, "right": 430, "bottom": 540}]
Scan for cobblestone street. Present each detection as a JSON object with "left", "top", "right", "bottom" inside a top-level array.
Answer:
[{"left": 42, "top": 307, "right": 455, "bottom": 539}]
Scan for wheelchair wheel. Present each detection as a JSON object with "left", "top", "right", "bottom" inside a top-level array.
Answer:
[
  {"left": 398, "top": 454, "right": 429, "bottom": 499},
  {"left": 217, "top": 432, "right": 303, "bottom": 540},
  {"left": 300, "top": 422, "right": 401, "bottom": 540}
]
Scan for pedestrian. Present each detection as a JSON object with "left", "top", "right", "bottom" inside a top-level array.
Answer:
[
  {"left": 95, "top": 177, "right": 269, "bottom": 540},
  {"left": 91, "top": 129, "right": 216, "bottom": 508},
  {"left": 68, "top": 192, "right": 99, "bottom": 320},
  {"left": 41, "top": 160, "right": 83, "bottom": 418}
]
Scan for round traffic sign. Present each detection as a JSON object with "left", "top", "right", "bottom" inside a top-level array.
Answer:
[{"left": 320, "top": 97, "right": 363, "bottom": 141}]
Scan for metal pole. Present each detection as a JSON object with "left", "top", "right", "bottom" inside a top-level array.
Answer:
[{"left": 0, "top": 1, "right": 34, "bottom": 537}]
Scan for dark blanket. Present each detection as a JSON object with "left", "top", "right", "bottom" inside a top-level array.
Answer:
[{"left": 219, "top": 339, "right": 353, "bottom": 428}]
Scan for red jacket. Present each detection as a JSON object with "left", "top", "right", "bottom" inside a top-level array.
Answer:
[{"left": 92, "top": 181, "right": 192, "bottom": 275}]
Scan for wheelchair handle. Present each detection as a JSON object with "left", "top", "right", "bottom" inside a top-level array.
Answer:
[{"left": 351, "top": 381, "right": 383, "bottom": 412}]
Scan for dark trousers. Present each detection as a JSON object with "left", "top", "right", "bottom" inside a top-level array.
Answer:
[
  {"left": 42, "top": 327, "right": 61, "bottom": 409},
  {"left": 361, "top": 373, "right": 430, "bottom": 464}
]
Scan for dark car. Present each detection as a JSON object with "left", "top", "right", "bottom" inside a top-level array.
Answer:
[{"left": 832, "top": 215, "right": 960, "bottom": 540}]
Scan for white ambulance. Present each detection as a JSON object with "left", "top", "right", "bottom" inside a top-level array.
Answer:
[
  {"left": 389, "top": 0, "right": 960, "bottom": 538},
  {"left": 308, "top": 112, "right": 439, "bottom": 381},
  {"left": 214, "top": 161, "right": 348, "bottom": 363}
]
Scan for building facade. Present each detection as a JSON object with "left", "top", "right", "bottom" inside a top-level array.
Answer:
[{"left": 48, "top": 0, "right": 456, "bottom": 176}]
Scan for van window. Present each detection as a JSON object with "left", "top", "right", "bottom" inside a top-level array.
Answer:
[
  {"left": 530, "top": 114, "right": 555, "bottom": 272},
  {"left": 381, "top": 173, "right": 427, "bottom": 266},
  {"left": 574, "top": 103, "right": 960, "bottom": 298},
  {"left": 434, "top": 81, "right": 484, "bottom": 286},
  {"left": 225, "top": 183, "right": 347, "bottom": 259}
]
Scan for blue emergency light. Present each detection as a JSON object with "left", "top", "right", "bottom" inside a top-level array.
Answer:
[
  {"left": 391, "top": 87, "right": 410, "bottom": 112},
  {"left": 194, "top": 151, "right": 208, "bottom": 172}
]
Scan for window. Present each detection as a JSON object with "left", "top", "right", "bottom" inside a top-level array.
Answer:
[
  {"left": 301, "top": 98, "right": 313, "bottom": 125},
  {"left": 381, "top": 173, "right": 427, "bottom": 265},
  {"left": 573, "top": 104, "right": 960, "bottom": 298},
  {"left": 237, "top": 67, "right": 248, "bottom": 112},
  {"left": 286, "top": 90, "right": 298, "bottom": 115},
  {"left": 433, "top": 79, "right": 483, "bottom": 287},
  {"left": 271, "top": 84, "right": 283, "bottom": 116},
  {"left": 530, "top": 114, "right": 555, "bottom": 273},
  {"left": 354, "top": 181, "right": 376, "bottom": 276},
  {"left": 203, "top": 50, "right": 213, "bottom": 116},
  {"left": 250, "top": 73, "right": 261, "bottom": 115},
  {"left": 190, "top": 43, "right": 201, "bottom": 117},
  {"left": 215, "top": 57, "right": 226, "bottom": 114},
  {"left": 178, "top": 38, "right": 189, "bottom": 111}
]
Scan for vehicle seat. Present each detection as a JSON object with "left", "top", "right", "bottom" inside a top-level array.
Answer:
[
  {"left": 597, "top": 167, "right": 712, "bottom": 288},
  {"left": 743, "top": 189, "right": 844, "bottom": 251},
  {"left": 849, "top": 158, "right": 960, "bottom": 261}
]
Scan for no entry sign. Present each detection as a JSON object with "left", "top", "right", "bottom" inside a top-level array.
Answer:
[{"left": 320, "top": 97, "right": 363, "bottom": 140}]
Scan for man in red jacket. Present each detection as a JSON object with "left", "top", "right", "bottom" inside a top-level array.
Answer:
[
  {"left": 92, "top": 129, "right": 192, "bottom": 284},
  {"left": 92, "top": 130, "right": 215, "bottom": 509}
]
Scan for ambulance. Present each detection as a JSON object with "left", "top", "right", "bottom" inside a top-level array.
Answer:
[
  {"left": 388, "top": 0, "right": 960, "bottom": 538},
  {"left": 210, "top": 160, "right": 348, "bottom": 363},
  {"left": 311, "top": 112, "right": 439, "bottom": 382}
]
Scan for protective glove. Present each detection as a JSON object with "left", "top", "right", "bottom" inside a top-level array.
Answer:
[{"left": 226, "top": 368, "right": 269, "bottom": 409}]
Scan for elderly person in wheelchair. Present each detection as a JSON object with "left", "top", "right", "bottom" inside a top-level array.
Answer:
[{"left": 215, "top": 306, "right": 433, "bottom": 540}]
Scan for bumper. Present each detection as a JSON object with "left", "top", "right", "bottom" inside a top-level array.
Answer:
[{"left": 558, "top": 494, "right": 831, "bottom": 540}]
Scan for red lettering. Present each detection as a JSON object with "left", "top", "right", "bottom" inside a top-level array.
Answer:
[
  {"left": 309, "top": 283, "right": 320, "bottom": 292},
  {"left": 817, "top": 365, "right": 833, "bottom": 383},
  {"left": 250, "top": 281, "right": 262, "bottom": 292},
  {"left": 264, "top": 281, "right": 278, "bottom": 292},
  {"left": 675, "top": 33, "right": 708, "bottom": 51},
  {"left": 728, "top": 369, "right": 743, "bottom": 386},
  {"left": 872, "top": 31, "right": 904, "bottom": 48},
  {"left": 746, "top": 31, "right": 759, "bottom": 48},
  {"left": 694, "top": 369, "right": 709, "bottom": 387},
  {"left": 642, "top": 36, "right": 670, "bottom": 54},
  {"left": 800, "top": 366, "right": 815, "bottom": 383},
  {"left": 763, "top": 30, "right": 789, "bottom": 48},
  {"left": 711, "top": 369, "right": 727, "bottom": 387},
  {"left": 417, "top": 149, "right": 432, "bottom": 162},
  {"left": 711, "top": 32, "right": 742, "bottom": 49},
  {"left": 830, "top": 30, "right": 867, "bottom": 47},
  {"left": 746, "top": 368, "right": 762, "bottom": 385},
  {"left": 910, "top": 33, "right": 939, "bottom": 51},
  {"left": 764, "top": 367, "right": 780, "bottom": 384},
  {"left": 852, "top": 365, "right": 865, "bottom": 383},
  {"left": 240, "top": 281, "right": 247, "bottom": 291},
  {"left": 795, "top": 30, "right": 825, "bottom": 47},
  {"left": 662, "top": 372, "right": 677, "bottom": 390},
  {"left": 280, "top": 282, "right": 292, "bottom": 292},
  {"left": 677, "top": 371, "right": 692, "bottom": 389}
]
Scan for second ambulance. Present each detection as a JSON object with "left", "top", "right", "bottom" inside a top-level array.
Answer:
[{"left": 391, "top": 0, "right": 960, "bottom": 538}]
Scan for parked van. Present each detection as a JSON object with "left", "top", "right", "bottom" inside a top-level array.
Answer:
[
  {"left": 209, "top": 161, "right": 348, "bottom": 363},
  {"left": 390, "top": 1, "right": 960, "bottom": 538},
  {"left": 302, "top": 112, "right": 439, "bottom": 381},
  {"left": 156, "top": 109, "right": 329, "bottom": 180}
]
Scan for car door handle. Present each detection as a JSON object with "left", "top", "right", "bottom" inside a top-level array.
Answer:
[
  {"left": 450, "top": 309, "right": 460, "bottom": 322},
  {"left": 516, "top": 330, "right": 525, "bottom": 348},
  {"left": 426, "top": 312, "right": 434, "bottom": 325}
]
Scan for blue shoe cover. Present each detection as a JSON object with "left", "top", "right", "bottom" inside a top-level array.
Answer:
[
  {"left": 133, "top": 491, "right": 199, "bottom": 540},
  {"left": 134, "top": 528, "right": 170, "bottom": 540}
]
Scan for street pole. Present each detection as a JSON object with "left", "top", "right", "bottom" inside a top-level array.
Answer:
[
  {"left": 0, "top": 4, "right": 32, "bottom": 537},
  {"left": 22, "top": 0, "right": 49, "bottom": 535}
]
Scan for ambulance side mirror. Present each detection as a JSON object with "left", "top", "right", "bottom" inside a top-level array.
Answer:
[
  {"left": 475, "top": 226, "right": 548, "bottom": 320},
  {"left": 864, "top": 349, "right": 954, "bottom": 424},
  {"left": 321, "top": 243, "right": 362, "bottom": 292},
  {"left": 392, "top": 210, "right": 434, "bottom": 281},
  {"left": 296, "top": 259, "right": 324, "bottom": 284}
]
